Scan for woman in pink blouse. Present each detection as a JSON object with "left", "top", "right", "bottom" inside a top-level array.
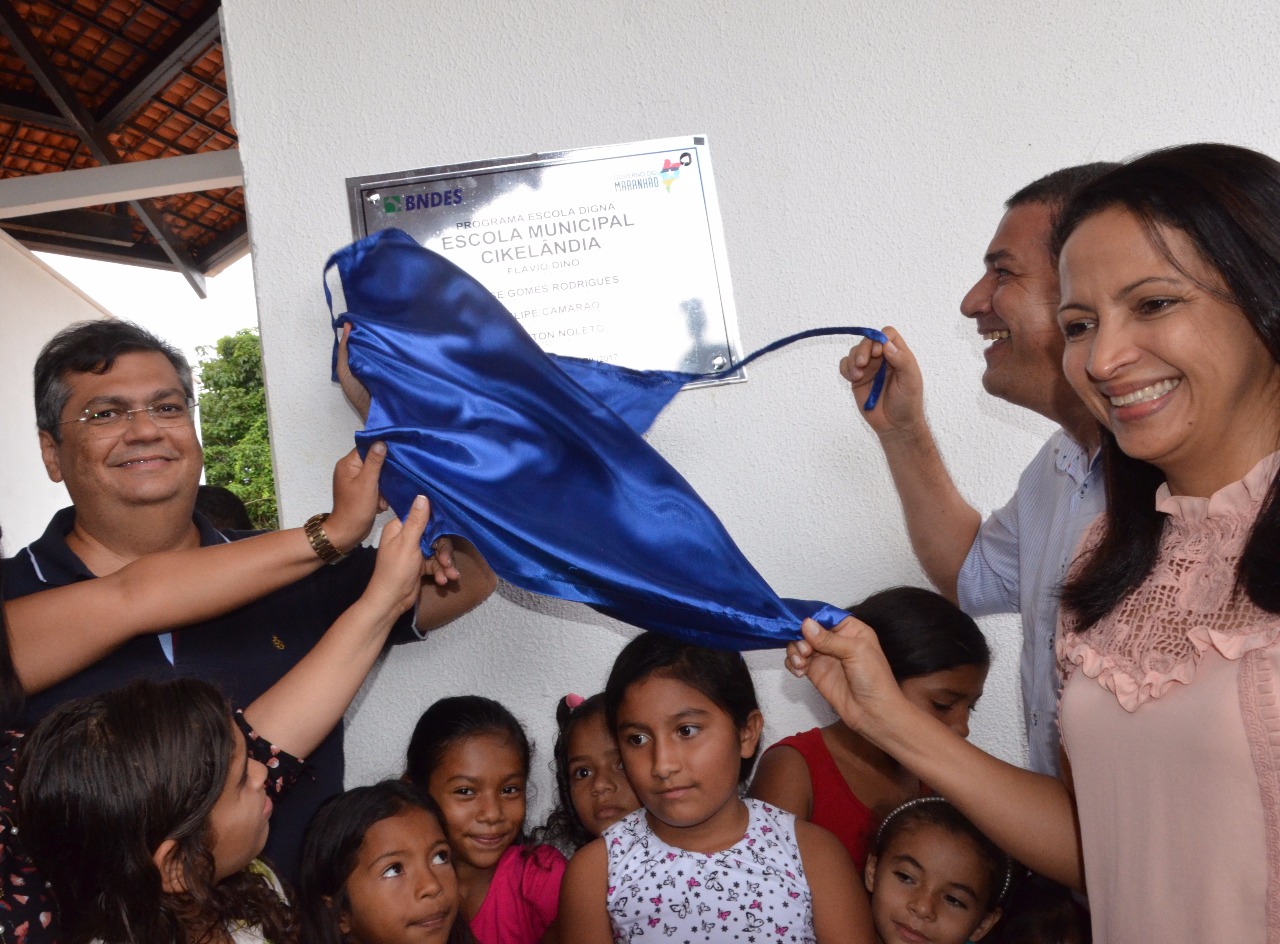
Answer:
[{"left": 789, "top": 143, "right": 1280, "bottom": 943}]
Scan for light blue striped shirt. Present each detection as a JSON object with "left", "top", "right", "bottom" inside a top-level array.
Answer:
[{"left": 957, "top": 429, "right": 1105, "bottom": 777}]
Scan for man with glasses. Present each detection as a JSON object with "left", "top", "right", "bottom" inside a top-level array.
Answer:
[{"left": 5, "top": 319, "right": 495, "bottom": 881}]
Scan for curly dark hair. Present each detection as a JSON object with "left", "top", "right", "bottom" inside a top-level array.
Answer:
[
  {"left": 15, "top": 679, "right": 296, "bottom": 944},
  {"left": 532, "top": 694, "right": 607, "bottom": 854},
  {"left": 33, "top": 319, "right": 194, "bottom": 441}
]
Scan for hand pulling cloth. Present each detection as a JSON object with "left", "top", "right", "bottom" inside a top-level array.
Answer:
[{"left": 326, "top": 228, "right": 885, "bottom": 649}]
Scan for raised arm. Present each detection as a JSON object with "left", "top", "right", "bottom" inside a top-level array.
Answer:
[
  {"left": 840, "top": 327, "right": 980, "bottom": 602},
  {"left": 787, "top": 617, "right": 1084, "bottom": 890},
  {"left": 242, "top": 495, "right": 431, "bottom": 758},
  {"left": 411, "top": 534, "right": 495, "bottom": 632},
  {"left": 6, "top": 446, "right": 388, "bottom": 693}
]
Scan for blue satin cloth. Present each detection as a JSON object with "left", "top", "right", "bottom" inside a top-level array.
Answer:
[{"left": 326, "top": 228, "right": 886, "bottom": 649}]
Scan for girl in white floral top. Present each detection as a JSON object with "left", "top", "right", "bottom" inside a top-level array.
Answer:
[{"left": 560, "top": 632, "right": 874, "bottom": 943}]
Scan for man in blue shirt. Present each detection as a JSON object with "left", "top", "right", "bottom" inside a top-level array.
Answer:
[
  {"left": 841, "top": 164, "right": 1115, "bottom": 777},
  {"left": 6, "top": 319, "right": 495, "bottom": 880}
]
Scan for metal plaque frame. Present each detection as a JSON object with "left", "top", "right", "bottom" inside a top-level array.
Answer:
[{"left": 346, "top": 135, "right": 744, "bottom": 385}]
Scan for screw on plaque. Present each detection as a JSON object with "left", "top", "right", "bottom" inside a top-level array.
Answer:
[{"left": 711, "top": 354, "right": 728, "bottom": 371}]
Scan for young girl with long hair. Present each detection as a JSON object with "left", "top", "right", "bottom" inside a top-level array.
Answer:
[
  {"left": 0, "top": 446, "right": 405, "bottom": 942},
  {"left": 559, "top": 632, "right": 873, "bottom": 943},
  {"left": 299, "top": 780, "right": 475, "bottom": 944},
  {"left": 534, "top": 693, "right": 641, "bottom": 854},
  {"left": 404, "top": 696, "right": 566, "bottom": 944},
  {"left": 863, "top": 798, "right": 1010, "bottom": 944},
  {"left": 751, "top": 586, "right": 988, "bottom": 867},
  {"left": 16, "top": 493, "right": 436, "bottom": 944}
]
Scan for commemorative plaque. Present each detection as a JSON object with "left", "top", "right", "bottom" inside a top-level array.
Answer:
[{"left": 346, "top": 135, "right": 744, "bottom": 384}]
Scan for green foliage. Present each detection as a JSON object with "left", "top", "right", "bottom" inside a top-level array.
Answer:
[{"left": 197, "top": 329, "right": 278, "bottom": 529}]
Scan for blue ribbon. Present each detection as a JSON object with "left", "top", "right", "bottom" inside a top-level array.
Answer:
[{"left": 326, "top": 228, "right": 885, "bottom": 649}]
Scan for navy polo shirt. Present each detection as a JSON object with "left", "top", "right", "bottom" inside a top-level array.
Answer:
[{"left": 3, "top": 506, "right": 415, "bottom": 885}]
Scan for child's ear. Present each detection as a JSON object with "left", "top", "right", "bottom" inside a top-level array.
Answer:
[
  {"left": 332, "top": 897, "right": 352, "bottom": 936},
  {"left": 969, "top": 907, "right": 1003, "bottom": 942},
  {"left": 152, "top": 838, "right": 186, "bottom": 894},
  {"left": 863, "top": 853, "right": 878, "bottom": 895},
  {"left": 738, "top": 709, "right": 764, "bottom": 759}
]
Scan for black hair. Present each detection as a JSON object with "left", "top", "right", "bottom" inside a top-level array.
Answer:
[
  {"left": 298, "top": 780, "right": 475, "bottom": 944},
  {"left": 1006, "top": 163, "right": 1122, "bottom": 217},
  {"left": 872, "top": 797, "right": 1015, "bottom": 911},
  {"left": 405, "top": 695, "right": 534, "bottom": 845},
  {"left": 604, "top": 632, "right": 761, "bottom": 786},
  {"left": 34, "top": 319, "right": 194, "bottom": 441},
  {"left": 995, "top": 872, "right": 1092, "bottom": 944},
  {"left": 534, "top": 694, "right": 608, "bottom": 853},
  {"left": 15, "top": 678, "right": 294, "bottom": 944},
  {"left": 848, "top": 586, "right": 990, "bottom": 682},
  {"left": 1053, "top": 143, "right": 1280, "bottom": 630},
  {"left": 405, "top": 695, "right": 533, "bottom": 786},
  {"left": 1002, "top": 163, "right": 1123, "bottom": 265},
  {"left": 196, "top": 484, "right": 255, "bottom": 531}
]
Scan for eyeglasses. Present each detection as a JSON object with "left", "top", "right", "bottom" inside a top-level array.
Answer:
[{"left": 61, "top": 397, "right": 197, "bottom": 435}]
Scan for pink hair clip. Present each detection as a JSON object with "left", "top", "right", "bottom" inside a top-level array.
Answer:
[{"left": 565, "top": 693, "right": 585, "bottom": 711}]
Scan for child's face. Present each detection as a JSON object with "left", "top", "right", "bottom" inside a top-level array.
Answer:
[
  {"left": 339, "top": 807, "right": 459, "bottom": 944},
  {"left": 899, "top": 664, "right": 988, "bottom": 739},
  {"left": 426, "top": 732, "right": 527, "bottom": 875},
  {"left": 864, "top": 824, "right": 1001, "bottom": 944},
  {"left": 567, "top": 712, "right": 641, "bottom": 837},
  {"left": 616, "top": 674, "right": 762, "bottom": 840},
  {"left": 207, "top": 726, "right": 272, "bottom": 881}
]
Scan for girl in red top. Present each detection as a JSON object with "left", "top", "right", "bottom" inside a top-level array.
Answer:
[{"left": 750, "top": 586, "right": 989, "bottom": 867}]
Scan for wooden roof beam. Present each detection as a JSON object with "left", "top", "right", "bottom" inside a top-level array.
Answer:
[
  {"left": 0, "top": 0, "right": 207, "bottom": 297},
  {"left": 0, "top": 89, "right": 78, "bottom": 133},
  {"left": 97, "top": 2, "right": 223, "bottom": 130}
]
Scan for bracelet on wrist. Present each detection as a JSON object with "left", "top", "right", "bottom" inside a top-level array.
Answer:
[{"left": 304, "top": 512, "right": 349, "bottom": 565}]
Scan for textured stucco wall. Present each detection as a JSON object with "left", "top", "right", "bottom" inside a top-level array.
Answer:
[
  {"left": 218, "top": 0, "right": 1280, "bottom": 813},
  {"left": 0, "top": 234, "right": 113, "bottom": 551}
]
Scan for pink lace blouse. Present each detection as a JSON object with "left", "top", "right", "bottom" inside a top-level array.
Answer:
[{"left": 1057, "top": 452, "right": 1280, "bottom": 943}]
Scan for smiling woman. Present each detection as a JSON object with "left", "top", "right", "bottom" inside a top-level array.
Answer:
[
  {"left": 1056, "top": 208, "right": 1280, "bottom": 498},
  {"left": 784, "top": 143, "right": 1280, "bottom": 944},
  {"left": 1049, "top": 144, "right": 1280, "bottom": 942}
]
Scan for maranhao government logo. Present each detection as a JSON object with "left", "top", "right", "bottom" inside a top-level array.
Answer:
[{"left": 613, "top": 152, "right": 692, "bottom": 193}]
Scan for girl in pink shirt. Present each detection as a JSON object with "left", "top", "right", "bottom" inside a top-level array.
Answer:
[{"left": 406, "top": 696, "right": 566, "bottom": 944}]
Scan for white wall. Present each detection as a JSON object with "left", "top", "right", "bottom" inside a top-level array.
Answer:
[
  {"left": 218, "top": 0, "right": 1280, "bottom": 810},
  {"left": 0, "top": 233, "right": 113, "bottom": 552}
]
